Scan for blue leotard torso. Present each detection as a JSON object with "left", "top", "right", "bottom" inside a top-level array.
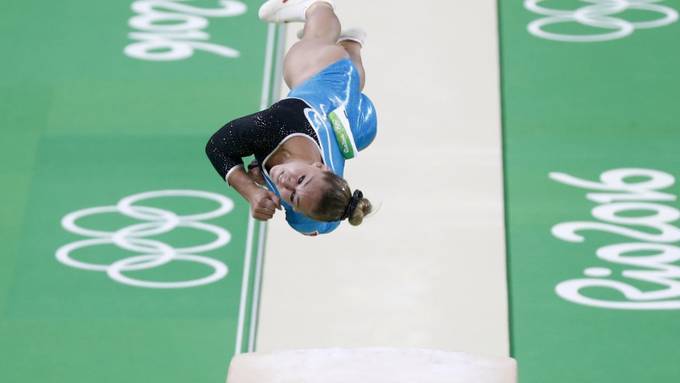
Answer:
[{"left": 262, "top": 58, "right": 378, "bottom": 236}]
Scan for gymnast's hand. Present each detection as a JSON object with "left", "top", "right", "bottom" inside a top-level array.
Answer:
[
  {"left": 248, "top": 187, "right": 282, "bottom": 221},
  {"left": 226, "top": 167, "right": 281, "bottom": 221}
]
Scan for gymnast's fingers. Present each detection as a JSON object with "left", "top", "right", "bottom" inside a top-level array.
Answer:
[
  {"left": 268, "top": 192, "right": 282, "bottom": 210},
  {"left": 255, "top": 206, "right": 275, "bottom": 216},
  {"left": 252, "top": 211, "right": 271, "bottom": 221},
  {"left": 253, "top": 207, "right": 275, "bottom": 220},
  {"left": 260, "top": 198, "right": 278, "bottom": 211}
]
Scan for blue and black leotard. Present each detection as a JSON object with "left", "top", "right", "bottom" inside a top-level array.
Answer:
[{"left": 206, "top": 58, "right": 377, "bottom": 236}]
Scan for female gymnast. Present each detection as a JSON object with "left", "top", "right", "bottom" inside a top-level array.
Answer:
[{"left": 206, "top": 0, "right": 377, "bottom": 236}]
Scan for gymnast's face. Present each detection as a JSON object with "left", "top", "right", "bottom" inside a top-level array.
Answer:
[{"left": 270, "top": 161, "right": 330, "bottom": 214}]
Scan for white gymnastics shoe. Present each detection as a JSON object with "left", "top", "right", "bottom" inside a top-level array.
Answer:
[
  {"left": 296, "top": 27, "right": 367, "bottom": 47},
  {"left": 258, "top": 0, "right": 335, "bottom": 23},
  {"left": 338, "top": 28, "right": 367, "bottom": 47}
]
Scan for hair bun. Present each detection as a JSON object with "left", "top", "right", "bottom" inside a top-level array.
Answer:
[{"left": 348, "top": 196, "right": 372, "bottom": 226}]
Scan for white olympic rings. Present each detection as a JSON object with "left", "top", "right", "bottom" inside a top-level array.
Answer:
[
  {"left": 525, "top": 0, "right": 678, "bottom": 42},
  {"left": 56, "top": 190, "right": 234, "bottom": 289}
]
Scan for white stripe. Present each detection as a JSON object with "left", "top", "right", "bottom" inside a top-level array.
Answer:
[
  {"left": 246, "top": 24, "right": 286, "bottom": 353},
  {"left": 302, "top": 108, "right": 332, "bottom": 169},
  {"left": 248, "top": 222, "right": 268, "bottom": 352},
  {"left": 235, "top": 217, "right": 255, "bottom": 355},
  {"left": 235, "top": 22, "right": 277, "bottom": 356},
  {"left": 271, "top": 24, "right": 286, "bottom": 102},
  {"left": 260, "top": 24, "right": 277, "bottom": 110}
]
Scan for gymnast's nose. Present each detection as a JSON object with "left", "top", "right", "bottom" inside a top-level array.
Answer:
[{"left": 279, "top": 175, "right": 297, "bottom": 189}]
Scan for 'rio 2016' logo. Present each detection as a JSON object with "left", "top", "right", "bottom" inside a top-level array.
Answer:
[
  {"left": 550, "top": 168, "right": 680, "bottom": 310},
  {"left": 125, "top": 0, "right": 247, "bottom": 61},
  {"left": 57, "top": 190, "right": 233, "bottom": 289},
  {"left": 525, "top": 0, "right": 678, "bottom": 42}
]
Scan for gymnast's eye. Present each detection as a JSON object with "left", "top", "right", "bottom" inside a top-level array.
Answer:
[{"left": 298, "top": 175, "right": 306, "bottom": 185}]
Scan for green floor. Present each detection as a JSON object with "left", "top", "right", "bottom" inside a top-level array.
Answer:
[
  {"left": 499, "top": 1, "right": 680, "bottom": 381},
  {"left": 0, "top": 1, "right": 280, "bottom": 381}
]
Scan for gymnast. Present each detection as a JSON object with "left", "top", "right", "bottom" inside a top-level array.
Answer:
[{"left": 206, "top": 0, "right": 377, "bottom": 236}]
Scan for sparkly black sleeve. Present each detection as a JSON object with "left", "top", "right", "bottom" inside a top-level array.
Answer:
[
  {"left": 205, "top": 113, "right": 260, "bottom": 182},
  {"left": 205, "top": 99, "right": 314, "bottom": 182}
]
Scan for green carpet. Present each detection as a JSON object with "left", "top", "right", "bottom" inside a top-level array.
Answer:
[
  {"left": 499, "top": 1, "right": 680, "bottom": 381},
  {"left": 0, "top": 0, "right": 281, "bottom": 381}
]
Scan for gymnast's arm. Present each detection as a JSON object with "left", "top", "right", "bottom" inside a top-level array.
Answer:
[{"left": 205, "top": 116, "right": 281, "bottom": 221}]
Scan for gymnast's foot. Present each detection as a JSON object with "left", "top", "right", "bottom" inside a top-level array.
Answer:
[
  {"left": 259, "top": 0, "right": 335, "bottom": 23},
  {"left": 297, "top": 27, "right": 367, "bottom": 47},
  {"left": 337, "top": 28, "right": 367, "bottom": 47}
]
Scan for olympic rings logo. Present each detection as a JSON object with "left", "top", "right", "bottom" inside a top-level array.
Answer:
[
  {"left": 525, "top": 0, "right": 678, "bottom": 42},
  {"left": 56, "top": 190, "right": 234, "bottom": 289}
]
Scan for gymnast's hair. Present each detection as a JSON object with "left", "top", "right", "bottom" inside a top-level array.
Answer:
[{"left": 312, "top": 172, "right": 372, "bottom": 226}]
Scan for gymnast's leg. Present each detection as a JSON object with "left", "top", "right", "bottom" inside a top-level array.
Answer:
[
  {"left": 339, "top": 39, "right": 366, "bottom": 91},
  {"left": 282, "top": 2, "right": 349, "bottom": 89}
]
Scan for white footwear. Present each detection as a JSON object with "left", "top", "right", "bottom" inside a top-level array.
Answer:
[
  {"left": 258, "top": 0, "right": 335, "bottom": 24},
  {"left": 338, "top": 28, "right": 367, "bottom": 47},
  {"left": 296, "top": 27, "right": 367, "bottom": 47}
]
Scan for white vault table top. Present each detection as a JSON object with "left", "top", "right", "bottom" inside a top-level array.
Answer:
[{"left": 226, "top": 348, "right": 517, "bottom": 383}]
